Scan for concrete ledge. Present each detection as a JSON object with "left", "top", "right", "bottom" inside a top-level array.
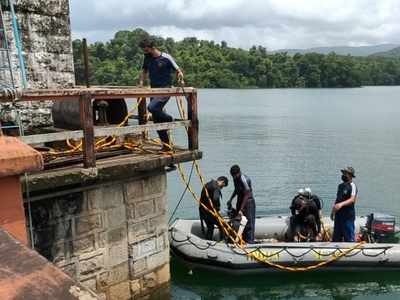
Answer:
[
  {"left": 25, "top": 150, "right": 202, "bottom": 194},
  {"left": 0, "top": 228, "right": 99, "bottom": 300},
  {"left": 0, "top": 137, "right": 43, "bottom": 178}
]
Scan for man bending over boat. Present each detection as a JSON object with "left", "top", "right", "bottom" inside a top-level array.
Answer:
[
  {"left": 199, "top": 176, "right": 229, "bottom": 240},
  {"left": 227, "top": 165, "right": 256, "bottom": 244},
  {"left": 289, "top": 188, "right": 322, "bottom": 242},
  {"left": 331, "top": 167, "right": 358, "bottom": 242}
]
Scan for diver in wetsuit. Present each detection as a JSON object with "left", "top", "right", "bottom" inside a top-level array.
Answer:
[
  {"left": 289, "top": 188, "right": 321, "bottom": 242},
  {"left": 227, "top": 165, "right": 256, "bottom": 244},
  {"left": 199, "top": 176, "right": 229, "bottom": 240}
]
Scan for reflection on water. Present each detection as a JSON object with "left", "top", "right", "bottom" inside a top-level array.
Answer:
[{"left": 171, "top": 258, "right": 400, "bottom": 300}]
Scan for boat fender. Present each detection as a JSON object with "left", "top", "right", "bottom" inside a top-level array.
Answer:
[{"left": 235, "top": 215, "right": 248, "bottom": 243}]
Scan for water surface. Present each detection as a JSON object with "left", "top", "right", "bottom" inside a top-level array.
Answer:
[{"left": 162, "top": 87, "right": 400, "bottom": 299}]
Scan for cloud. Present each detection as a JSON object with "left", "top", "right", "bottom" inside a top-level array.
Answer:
[{"left": 69, "top": 0, "right": 400, "bottom": 50}]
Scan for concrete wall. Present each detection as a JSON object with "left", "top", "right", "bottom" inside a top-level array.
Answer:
[
  {"left": 0, "top": 0, "right": 75, "bottom": 129},
  {"left": 27, "top": 171, "right": 170, "bottom": 300}
]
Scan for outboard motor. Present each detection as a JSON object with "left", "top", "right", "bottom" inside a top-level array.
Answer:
[{"left": 365, "top": 213, "right": 396, "bottom": 243}]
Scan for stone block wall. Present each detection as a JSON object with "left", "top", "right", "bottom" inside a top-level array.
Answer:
[
  {"left": 0, "top": 0, "right": 74, "bottom": 129},
  {"left": 27, "top": 171, "right": 170, "bottom": 300}
]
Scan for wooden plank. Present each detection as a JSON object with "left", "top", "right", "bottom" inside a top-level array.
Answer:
[
  {"left": 95, "top": 120, "right": 190, "bottom": 136},
  {"left": 21, "top": 130, "right": 83, "bottom": 144},
  {"left": 187, "top": 91, "right": 199, "bottom": 150},
  {"left": 79, "top": 92, "right": 95, "bottom": 168},
  {"left": 0, "top": 87, "right": 196, "bottom": 103},
  {"left": 20, "top": 121, "right": 191, "bottom": 144}
]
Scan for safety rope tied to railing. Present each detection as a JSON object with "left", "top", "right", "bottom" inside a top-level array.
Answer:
[{"left": 33, "top": 87, "right": 368, "bottom": 271}]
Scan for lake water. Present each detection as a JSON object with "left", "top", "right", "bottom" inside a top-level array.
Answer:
[{"left": 161, "top": 87, "right": 400, "bottom": 299}]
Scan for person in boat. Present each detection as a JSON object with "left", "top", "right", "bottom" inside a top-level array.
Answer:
[
  {"left": 331, "top": 166, "right": 358, "bottom": 242},
  {"left": 138, "top": 37, "right": 184, "bottom": 160},
  {"left": 227, "top": 165, "right": 256, "bottom": 244},
  {"left": 289, "top": 188, "right": 321, "bottom": 242},
  {"left": 199, "top": 176, "right": 229, "bottom": 240}
]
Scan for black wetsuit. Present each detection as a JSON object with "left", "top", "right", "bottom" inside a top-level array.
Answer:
[
  {"left": 199, "top": 180, "right": 223, "bottom": 240},
  {"left": 289, "top": 194, "right": 321, "bottom": 241},
  {"left": 232, "top": 174, "right": 256, "bottom": 243}
]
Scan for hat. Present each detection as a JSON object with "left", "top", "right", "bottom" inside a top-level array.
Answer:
[
  {"left": 297, "top": 188, "right": 305, "bottom": 195},
  {"left": 304, "top": 187, "right": 312, "bottom": 195},
  {"left": 341, "top": 166, "right": 356, "bottom": 178}
]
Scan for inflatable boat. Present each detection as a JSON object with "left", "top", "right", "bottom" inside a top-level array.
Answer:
[{"left": 169, "top": 215, "right": 400, "bottom": 273}]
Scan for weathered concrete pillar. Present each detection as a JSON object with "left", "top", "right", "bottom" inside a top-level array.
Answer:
[
  {"left": 23, "top": 152, "right": 199, "bottom": 300},
  {"left": 0, "top": 136, "right": 43, "bottom": 244},
  {"left": 1, "top": 0, "right": 75, "bottom": 129}
]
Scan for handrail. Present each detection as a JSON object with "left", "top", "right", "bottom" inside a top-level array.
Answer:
[
  {"left": 0, "top": 87, "right": 196, "bottom": 102},
  {"left": 20, "top": 121, "right": 191, "bottom": 144},
  {"left": 0, "top": 86, "right": 199, "bottom": 169}
]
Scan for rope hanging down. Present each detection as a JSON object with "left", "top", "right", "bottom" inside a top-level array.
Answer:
[
  {"left": 172, "top": 86, "right": 367, "bottom": 272},
  {"left": 34, "top": 87, "right": 367, "bottom": 271}
]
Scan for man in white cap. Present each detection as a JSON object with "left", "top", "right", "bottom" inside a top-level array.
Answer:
[{"left": 331, "top": 166, "right": 358, "bottom": 242}]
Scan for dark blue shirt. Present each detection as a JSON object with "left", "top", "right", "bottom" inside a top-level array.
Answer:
[
  {"left": 335, "top": 181, "right": 357, "bottom": 220},
  {"left": 142, "top": 52, "right": 180, "bottom": 88}
]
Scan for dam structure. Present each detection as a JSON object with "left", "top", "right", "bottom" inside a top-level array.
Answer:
[{"left": 0, "top": 1, "right": 201, "bottom": 299}]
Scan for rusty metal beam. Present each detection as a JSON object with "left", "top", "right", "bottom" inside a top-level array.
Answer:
[
  {"left": 187, "top": 90, "right": 199, "bottom": 150},
  {"left": 138, "top": 97, "right": 147, "bottom": 126},
  {"left": 79, "top": 92, "right": 95, "bottom": 168},
  {"left": 82, "top": 38, "right": 91, "bottom": 88},
  {"left": 0, "top": 87, "right": 196, "bottom": 103}
]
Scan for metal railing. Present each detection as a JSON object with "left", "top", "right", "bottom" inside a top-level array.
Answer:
[{"left": 0, "top": 86, "right": 199, "bottom": 168}]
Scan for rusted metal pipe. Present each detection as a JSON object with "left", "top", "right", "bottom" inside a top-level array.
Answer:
[{"left": 82, "top": 38, "right": 90, "bottom": 88}]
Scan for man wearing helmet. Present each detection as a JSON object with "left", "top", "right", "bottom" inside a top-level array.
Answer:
[{"left": 288, "top": 187, "right": 322, "bottom": 242}]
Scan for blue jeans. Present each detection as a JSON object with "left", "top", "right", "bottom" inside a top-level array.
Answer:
[
  {"left": 147, "top": 96, "right": 172, "bottom": 145},
  {"left": 332, "top": 215, "right": 355, "bottom": 242}
]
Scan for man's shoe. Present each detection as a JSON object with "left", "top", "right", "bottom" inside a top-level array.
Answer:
[{"left": 166, "top": 164, "right": 177, "bottom": 172}]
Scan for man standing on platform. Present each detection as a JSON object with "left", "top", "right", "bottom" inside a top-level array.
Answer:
[
  {"left": 138, "top": 37, "right": 184, "bottom": 152},
  {"left": 227, "top": 165, "right": 256, "bottom": 243},
  {"left": 331, "top": 166, "right": 358, "bottom": 242}
]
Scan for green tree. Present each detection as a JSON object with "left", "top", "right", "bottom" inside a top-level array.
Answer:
[{"left": 72, "top": 28, "right": 400, "bottom": 89}]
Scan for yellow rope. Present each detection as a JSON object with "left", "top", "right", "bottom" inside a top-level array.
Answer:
[
  {"left": 41, "top": 94, "right": 366, "bottom": 271},
  {"left": 173, "top": 94, "right": 366, "bottom": 272},
  {"left": 42, "top": 99, "right": 144, "bottom": 156}
]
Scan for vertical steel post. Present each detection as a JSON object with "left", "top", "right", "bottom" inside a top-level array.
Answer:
[
  {"left": 82, "top": 38, "right": 90, "bottom": 88},
  {"left": 79, "top": 92, "right": 95, "bottom": 168},
  {"left": 187, "top": 90, "right": 199, "bottom": 150}
]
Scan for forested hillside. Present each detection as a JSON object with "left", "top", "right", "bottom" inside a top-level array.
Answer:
[
  {"left": 370, "top": 47, "right": 400, "bottom": 58},
  {"left": 73, "top": 29, "right": 400, "bottom": 88}
]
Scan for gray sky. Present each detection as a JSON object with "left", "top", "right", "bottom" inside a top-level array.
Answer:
[{"left": 70, "top": 0, "right": 400, "bottom": 50}]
